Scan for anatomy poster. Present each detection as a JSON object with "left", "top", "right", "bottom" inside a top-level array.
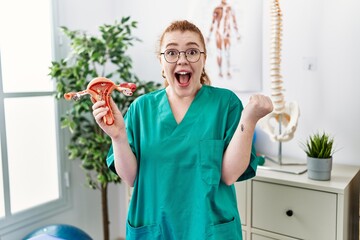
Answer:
[{"left": 187, "top": 0, "right": 263, "bottom": 92}]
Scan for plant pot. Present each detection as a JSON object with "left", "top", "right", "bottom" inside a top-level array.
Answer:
[{"left": 307, "top": 157, "right": 332, "bottom": 181}]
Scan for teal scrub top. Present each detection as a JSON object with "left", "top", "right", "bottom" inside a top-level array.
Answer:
[{"left": 107, "top": 85, "right": 259, "bottom": 240}]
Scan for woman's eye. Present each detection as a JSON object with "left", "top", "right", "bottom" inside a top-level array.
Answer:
[
  {"left": 166, "top": 50, "right": 178, "bottom": 56},
  {"left": 188, "top": 49, "right": 198, "bottom": 55}
]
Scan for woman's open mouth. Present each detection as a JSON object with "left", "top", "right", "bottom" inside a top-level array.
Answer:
[{"left": 175, "top": 71, "right": 192, "bottom": 87}]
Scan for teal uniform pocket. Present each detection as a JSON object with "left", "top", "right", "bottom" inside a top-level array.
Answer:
[
  {"left": 199, "top": 140, "right": 225, "bottom": 185},
  {"left": 207, "top": 217, "right": 239, "bottom": 240},
  {"left": 126, "top": 221, "right": 163, "bottom": 240}
]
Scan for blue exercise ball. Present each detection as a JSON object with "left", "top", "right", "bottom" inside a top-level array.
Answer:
[{"left": 23, "top": 224, "right": 92, "bottom": 240}]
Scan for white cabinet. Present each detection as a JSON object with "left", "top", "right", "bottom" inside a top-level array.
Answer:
[
  {"left": 252, "top": 181, "right": 336, "bottom": 239},
  {"left": 235, "top": 164, "right": 360, "bottom": 240}
]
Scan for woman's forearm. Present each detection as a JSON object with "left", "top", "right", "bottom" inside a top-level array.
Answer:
[
  {"left": 221, "top": 119, "right": 256, "bottom": 185},
  {"left": 112, "top": 130, "right": 138, "bottom": 187}
]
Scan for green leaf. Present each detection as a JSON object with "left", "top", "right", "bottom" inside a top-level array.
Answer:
[
  {"left": 301, "top": 131, "right": 335, "bottom": 158},
  {"left": 121, "top": 16, "right": 130, "bottom": 24},
  {"left": 49, "top": 18, "right": 161, "bottom": 191}
]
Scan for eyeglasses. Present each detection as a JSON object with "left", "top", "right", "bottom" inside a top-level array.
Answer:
[{"left": 160, "top": 48, "right": 205, "bottom": 63}]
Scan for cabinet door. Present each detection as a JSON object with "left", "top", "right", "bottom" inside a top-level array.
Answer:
[
  {"left": 235, "top": 181, "right": 247, "bottom": 225},
  {"left": 252, "top": 181, "right": 337, "bottom": 240}
]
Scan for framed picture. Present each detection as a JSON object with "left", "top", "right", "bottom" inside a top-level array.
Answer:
[{"left": 187, "top": 0, "right": 263, "bottom": 92}]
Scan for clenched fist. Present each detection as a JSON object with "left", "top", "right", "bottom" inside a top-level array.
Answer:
[{"left": 242, "top": 94, "right": 273, "bottom": 123}]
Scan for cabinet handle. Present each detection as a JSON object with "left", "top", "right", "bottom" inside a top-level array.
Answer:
[{"left": 286, "top": 210, "right": 293, "bottom": 217}]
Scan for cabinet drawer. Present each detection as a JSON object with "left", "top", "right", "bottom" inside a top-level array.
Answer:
[
  {"left": 251, "top": 233, "right": 277, "bottom": 240},
  {"left": 251, "top": 233, "right": 297, "bottom": 240},
  {"left": 252, "top": 181, "right": 337, "bottom": 239}
]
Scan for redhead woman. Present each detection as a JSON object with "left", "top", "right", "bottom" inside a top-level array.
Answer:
[{"left": 92, "top": 20, "right": 273, "bottom": 240}]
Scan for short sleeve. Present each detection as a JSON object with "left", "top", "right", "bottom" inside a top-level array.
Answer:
[
  {"left": 223, "top": 92, "right": 242, "bottom": 148},
  {"left": 106, "top": 145, "right": 116, "bottom": 173}
]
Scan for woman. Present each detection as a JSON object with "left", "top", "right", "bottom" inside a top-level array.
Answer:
[{"left": 92, "top": 20, "right": 273, "bottom": 240}]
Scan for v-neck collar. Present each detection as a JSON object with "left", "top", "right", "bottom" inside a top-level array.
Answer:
[
  {"left": 158, "top": 86, "right": 206, "bottom": 136},
  {"left": 168, "top": 86, "right": 205, "bottom": 125}
]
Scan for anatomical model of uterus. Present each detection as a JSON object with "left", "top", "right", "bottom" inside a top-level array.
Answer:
[{"left": 64, "top": 77, "right": 136, "bottom": 125}]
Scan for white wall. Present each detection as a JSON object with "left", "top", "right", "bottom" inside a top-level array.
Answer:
[
  {"left": 5, "top": 0, "right": 359, "bottom": 239},
  {"left": 258, "top": 0, "right": 360, "bottom": 165},
  {"left": 115, "top": 0, "right": 360, "bottom": 166}
]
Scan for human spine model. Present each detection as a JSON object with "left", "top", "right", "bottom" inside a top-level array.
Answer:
[
  {"left": 261, "top": 0, "right": 300, "bottom": 142},
  {"left": 270, "top": 0, "right": 284, "bottom": 114}
]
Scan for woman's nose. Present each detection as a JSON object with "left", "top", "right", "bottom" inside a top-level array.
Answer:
[{"left": 177, "top": 52, "right": 188, "bottom": 64}]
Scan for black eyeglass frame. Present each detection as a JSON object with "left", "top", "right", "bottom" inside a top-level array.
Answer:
[{"left": 160, "top": 48, "right": 206, "bottom": 63}]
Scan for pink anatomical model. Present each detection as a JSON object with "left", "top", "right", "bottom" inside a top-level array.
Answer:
[{"left": 64, "top": 77, "right": 136, "bottom": 125}]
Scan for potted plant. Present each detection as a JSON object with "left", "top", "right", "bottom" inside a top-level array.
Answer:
[
  {"left": 49, "top": 17, "right": 161, "bottom": 240},
  {"left": 301, "top": 131, "right": 336, "bottom": 180}
]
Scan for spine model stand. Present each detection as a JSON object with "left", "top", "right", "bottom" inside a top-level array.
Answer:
[
  {"left": 64, "top": 77, "right": 136, "bottom": 125},
  {"left": 260, "top": 0, "right": 300, "bottom": 164}
]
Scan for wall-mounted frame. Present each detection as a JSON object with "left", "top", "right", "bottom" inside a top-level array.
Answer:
[{"left": 188, "top": 0, "right": 263, "bottom": 92}]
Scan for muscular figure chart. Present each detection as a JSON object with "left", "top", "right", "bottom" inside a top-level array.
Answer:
[{"left": 207, "top": 0, "right": 241, "bottom": 78}]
